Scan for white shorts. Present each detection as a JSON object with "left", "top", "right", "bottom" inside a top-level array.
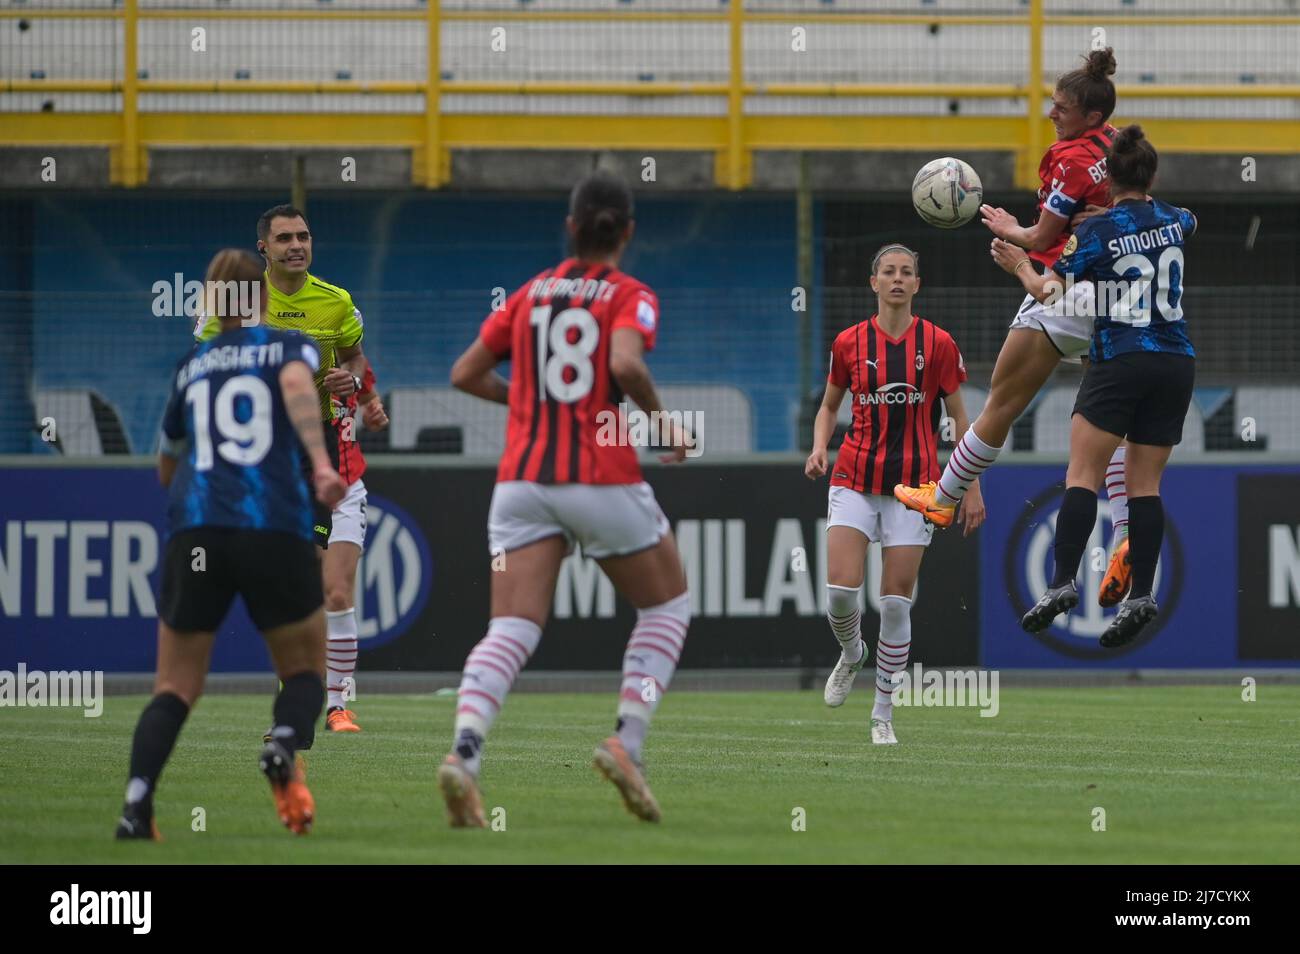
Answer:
[
  {"left": 488, "top": 480, "right": 670, "bottom": 559},
  {"left": 329, "top": 478, "right": 367, "bottom": 548},
  {"left": 1008, "top": 279, "right": 1095, "bottom": 359},
  {"left": 827, "top": 486, "right": 934, "bottom": 548}
]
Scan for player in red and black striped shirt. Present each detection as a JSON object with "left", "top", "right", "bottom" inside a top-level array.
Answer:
[
  {"left": 319, "top": 361, "right": 387, "bottom": 733},
  {"left": 806, "top": 245, "right": 984, "bottom": 744},
  {"left": 897, "top": 48, "right": 1134, "bottom": 609},
  {"left": 439, "top": 172, "right": 692, "bottom": 826}
]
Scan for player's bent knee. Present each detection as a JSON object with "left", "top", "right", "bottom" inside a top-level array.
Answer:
[
  {"left": 323, "top": 587, "right": 351, "bottom": 612},
  {"left": 154, "top": 678, "right": 203, "bottom": 708},
  {"left": 826, "top": 583, "right": 860, "bottom": 617}
]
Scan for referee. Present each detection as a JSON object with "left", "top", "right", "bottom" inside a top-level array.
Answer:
[{"left": 195, "top": 204, "right": 368, "bottom": 550}]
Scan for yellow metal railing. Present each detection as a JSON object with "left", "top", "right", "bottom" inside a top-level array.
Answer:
[{"left": 2, "top": 1, "right": 1298, "bottom": 189}]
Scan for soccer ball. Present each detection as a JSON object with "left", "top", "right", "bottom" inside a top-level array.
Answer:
[{"left": 911, "top": 157, "right": 983, "bottom": 229}]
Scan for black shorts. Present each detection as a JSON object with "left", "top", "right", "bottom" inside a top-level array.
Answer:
[
  {"left": 304, "top": 421, "right": 341, "bottom": 549},
  {"left": 1072, "top": 351, "right": 1196, "bottom": 446},
  {"left": 158, "top": 527, "right": 323, "bottom": 632}
]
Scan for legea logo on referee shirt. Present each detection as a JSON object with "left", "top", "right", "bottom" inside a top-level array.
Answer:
[
  {"left": 354, "top": 495, "right": 432, "bottom": 648},
  {"left": 1006, "top": 484, "right": 1183, "bottom": 658}
]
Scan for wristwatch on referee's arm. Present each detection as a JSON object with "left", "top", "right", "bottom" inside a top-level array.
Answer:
[{"left": 351, "top": 373, "right": 363, "bottom": 395}]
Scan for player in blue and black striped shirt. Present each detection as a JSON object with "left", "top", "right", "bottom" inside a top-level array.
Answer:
[{"left": 116, "top": 250, "right": 346, "bottom": 842}]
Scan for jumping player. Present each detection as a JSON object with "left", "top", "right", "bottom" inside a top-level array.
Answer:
[
  {"left": 806, "top": 244, "right": 985, "bottom": 744},
  {"left": 896, "top": 48, "right": 1133, "bottom": 606},
  {"left": 439, "top": 171, "right": 693, "bottom": 825},
  {"left": 322, "top": 362, "right": 389, "bottom": 732},
  {"left": 116, "top": 250, "right": 346, "bottom": 840},
  {"left": 998, "top": 127, "right": 1195, "bottom": 647}
]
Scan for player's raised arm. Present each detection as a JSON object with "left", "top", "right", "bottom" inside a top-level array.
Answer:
[
  {"left": 980, "top": 200, "right": 1069, "bottom": 254},
  {"left": 990, "top": 238, "right": 1061, "bottom": 303},
  {"left": 805, "top": 381, "right": 846, "bottom": 480},
  {"left": 450, "top": 338, "right": 510, "bottom": 405},
  {"left": 281, "top": 360, "right": 346, "bottom": 507}
]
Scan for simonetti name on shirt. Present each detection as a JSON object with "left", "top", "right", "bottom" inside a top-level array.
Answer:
[
  {"left": 177, "top": 341, "right": 286, "bottom": 389},
  {"left": 1105, "top": 221, "right": 1187, "bottom": 257}
]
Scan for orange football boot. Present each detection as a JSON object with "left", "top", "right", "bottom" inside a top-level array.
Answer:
[
  {"left": 261, "top": 745, "right": 315, "bottom": 835},
  {"left": 1098, "top": 537, "right": 1133, "bottom": 608},
  {"left": 437, "top": 754, "right": 487, "bottom": 828},
  {"left": 592, "top": 736, "right": 662, "bottom": 823},
  {"left": 893, "top": 481, "right": 955, "bottom": 529},
  {"left": 326, "top": 707, "right": 361, "bottom": 733}
]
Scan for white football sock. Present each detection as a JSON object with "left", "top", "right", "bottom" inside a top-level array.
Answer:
[
  {"left": 827, "top": 584, "right": 865, "bottom": 664},
  {"left": 1106, "top": 445, "right": 1129, "bottom": 544},
  {"left": 935, "top": 428, "right": 1002, "bottom": 507},
  {"left": 873, "top": 594, "right": 913, "bottom": 721},
  {"left": 618, "top": 591, "right": 690, "bottom": 763},
  {"left": 326, "top": 608, "right": 358, "bottom": 710},
  {"left": 453, "top": 616, "right": 542, "bottom": 774}
]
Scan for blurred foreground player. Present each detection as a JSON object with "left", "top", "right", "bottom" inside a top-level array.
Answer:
[
  {"left": 440, "top": 171, "right": 693, "bottom": 825},
  {"left": 116, "top": 250, "right": 346, "bottom": 840},
  {"left": 806, "top": 245, "right": 984, "bottom": 744}
]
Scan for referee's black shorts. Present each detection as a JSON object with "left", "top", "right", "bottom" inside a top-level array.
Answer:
[
  {"left": 158, "top": 527, "right": 323, "bottom": 632},
  {"left": 1073, "top": 351, "right": 1196, "bottom": 447},
  {"left": 302, "top": 420, "right": 341, "bottom": 549}
]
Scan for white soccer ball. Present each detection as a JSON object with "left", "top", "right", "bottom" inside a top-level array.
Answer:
[{"left": 911, "top": 157, "right": 983, "bottom": 229}]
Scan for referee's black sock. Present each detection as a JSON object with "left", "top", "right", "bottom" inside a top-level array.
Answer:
[
  {"left": 125, "top": 692, "right": 191, "bottom": 812},
  {"left": 1051, "top": 486, "right": 1098, "bottom": 588},
  {"left": 1127, "top": 496, "right": 1164, "bottom": 600},
  {"left": 271, "top": 672, "right": 324, "bottom": 756}
]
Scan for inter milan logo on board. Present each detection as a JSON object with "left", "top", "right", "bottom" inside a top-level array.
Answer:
[
  {"left": 1005, "top": 484, "right": 1184, "bottom": 659},
  {"left": 354, "top": 495, "right": 433, "bottom": 649}
]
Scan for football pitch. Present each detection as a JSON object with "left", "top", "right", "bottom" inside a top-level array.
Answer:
[{"left": 4, "top": 687, "right": 1297, "bottom": 865}]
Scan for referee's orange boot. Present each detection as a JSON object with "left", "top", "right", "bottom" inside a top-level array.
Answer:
[
  {"left": 260, "top": 743, "right": 315, "bottom": 835},
  {"left": 894, "top": 481, "right": 956, "bottom": 529},
  {"left": 1098, "top": 537, "right": 1133, "bottom": 608},
  {"left": 326, "top": 707, "right": 361, "bottom": 733}
]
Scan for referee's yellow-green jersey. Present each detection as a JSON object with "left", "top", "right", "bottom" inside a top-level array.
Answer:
[{"left": 194, "top": 271, "right": 363, "bottom": 421}]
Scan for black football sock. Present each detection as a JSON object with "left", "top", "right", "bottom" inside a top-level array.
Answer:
[
  {"left": 1051, "top": 486, "right": 1098, "bottom": 588},
  {"left": 1127, "top": 495, "right": 1164, "bottom": 600},
  {"left": 125, "top": 692, "right": 191, "bottom": 812},
  {"left": 270, "top": 672, "right": 325, "bottom": 756}
]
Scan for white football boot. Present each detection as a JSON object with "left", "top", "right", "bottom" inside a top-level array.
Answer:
[
  {"left": 824, "top": 646, "right": 866, "bottom": 707},
  {"left": 870, "top": 718, "right": 898, "bottom": 745}
]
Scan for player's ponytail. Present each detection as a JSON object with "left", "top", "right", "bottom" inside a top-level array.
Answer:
[
  {"left": 204, "top": 248, "right": 265, "bottom": 328},
  {"left": 1056, "top": 46, "right": 1117, "bottom": 126},
  {"left": 1107, "top": 124, "right": 1158, "bottom": 192},
  {"left": 570, "top": 170, "right": 634, "bottom": 259}
]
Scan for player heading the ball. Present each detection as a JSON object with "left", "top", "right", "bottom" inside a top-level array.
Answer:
[
  {"left": 897, "top": 48, "right": 1133, "bottom": 609},
  {"left": 1007, "top": 127, "right": 1197, "bottom": 648}
]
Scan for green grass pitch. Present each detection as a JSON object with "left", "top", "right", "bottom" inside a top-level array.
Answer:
[{"left": 3, "top": 687, "right": 1298, "bottom": 864}]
